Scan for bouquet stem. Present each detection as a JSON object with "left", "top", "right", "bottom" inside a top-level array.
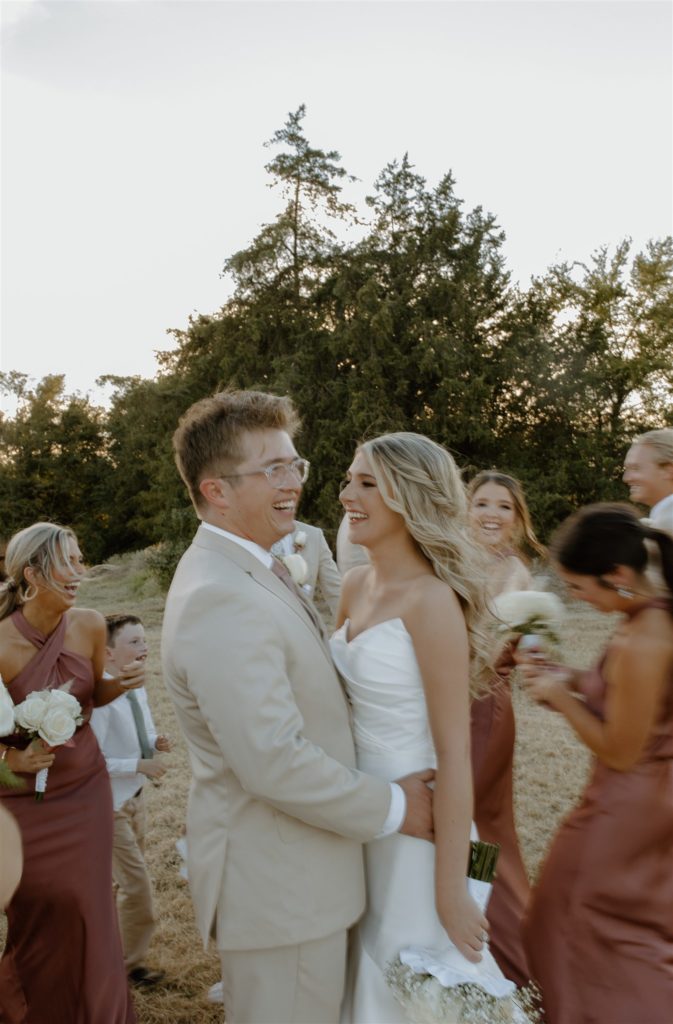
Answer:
[{"left": 34, "top": 767, "right": 48, "bottom": 802}]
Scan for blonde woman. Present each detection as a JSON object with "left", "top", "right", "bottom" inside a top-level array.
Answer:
[
  {"left": 467, "top": 470, "right": 545, "bottom": 986},
  {"left": 332, "top": 433, "right": 494, "bottom": 1024},
  {"left": 0, "top": 523, "right": 144, "bottom": 1024}
]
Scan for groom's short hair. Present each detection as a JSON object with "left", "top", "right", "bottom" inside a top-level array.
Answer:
[{"left": 173, "top": 389, "right": 301, "bottom": 508}]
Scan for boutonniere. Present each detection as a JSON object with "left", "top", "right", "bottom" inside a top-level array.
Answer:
[
  {"left": 293, "top": 530, "right": 307, "bottom": 553},
  {"left": 280, "top": 553, "right": 309, "bottom": 586}
]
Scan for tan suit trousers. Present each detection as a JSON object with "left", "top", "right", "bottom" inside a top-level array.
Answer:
[
  {"left": 112, "top": 788, "right": 156, "bottom": 969},
  {"left": 219, "top": 929, "right": 347, "bottom": 1024}
]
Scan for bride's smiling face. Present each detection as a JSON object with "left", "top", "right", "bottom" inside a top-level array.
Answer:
[{"left": 339, "top": 449, "right": 405, "bottom": 548}]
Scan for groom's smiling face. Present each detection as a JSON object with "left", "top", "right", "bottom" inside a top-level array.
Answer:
[{"left": 219, "top": 428, "right": 302, "bottom": 550}]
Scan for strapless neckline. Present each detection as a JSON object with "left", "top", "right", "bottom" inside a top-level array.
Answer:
[{"left": 339, "top": 617, "right": 407, "bottom": 645}]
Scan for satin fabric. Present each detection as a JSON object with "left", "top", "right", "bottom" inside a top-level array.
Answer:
[
  {"left": 331, "top": 618, "right": 512, "bottom": 1024},
  {"left": 524, "top": 601, "right": 673, "bottom": 1024},
  {"left": 471, "top": 680, "right": 531, "bottom": 986},
  {"left": 0, "top": 611, "right": 135, "bottom": 1024}
]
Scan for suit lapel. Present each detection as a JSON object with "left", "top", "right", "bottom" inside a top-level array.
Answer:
[{"left": 193, "top": 526, "right": 334, "bottom": 667}]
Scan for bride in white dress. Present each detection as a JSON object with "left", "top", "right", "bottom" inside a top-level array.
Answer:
[{"left": 331, "top": 432, "right": 495, "bottom": 1024}]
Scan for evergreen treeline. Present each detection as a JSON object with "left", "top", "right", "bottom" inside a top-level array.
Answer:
[{"left": 1, "top": 107, "right": 672, "bottom": 579}]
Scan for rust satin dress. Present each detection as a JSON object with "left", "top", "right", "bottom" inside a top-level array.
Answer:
[
  {"left": 0, "top": 611, "right": 136, "bottom": 1024},
  {"left": 523, "top": 601, "right": 673, "bottom": 1024},
  {"left": 471, "top": 677, "right": 531, "bottom": 987}
]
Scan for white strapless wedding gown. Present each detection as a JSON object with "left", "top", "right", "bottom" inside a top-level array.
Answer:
[{"left": 331, "top": 617, "right": 456, "bottom": 1024}]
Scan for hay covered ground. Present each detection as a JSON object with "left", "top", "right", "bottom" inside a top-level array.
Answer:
[{"left": 1, "top": 551, "right": 617, "bottom": 1023}]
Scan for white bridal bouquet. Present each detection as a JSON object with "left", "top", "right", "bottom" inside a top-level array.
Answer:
[
  {"left": 0, "top": 676, "right": 15, "bottom": 737},
  {"left": 491, "top": 590, "right": 564, "bottom": 655},
  {"left": 13, "top": 684, "right": 83, "bottom": 800},
  {"left": 0, "top": 676, "right": 23, "bottom": 791},
  {"left": 386, "top": 841, "right": 540, "bottom": 1024}
]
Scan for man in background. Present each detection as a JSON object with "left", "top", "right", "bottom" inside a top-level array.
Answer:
[
  {"left": 623, "top": 428, "right": 673, "bottom": 535},
  {"left": 272, "top": 520, "right": 341, "bottom": 629}
]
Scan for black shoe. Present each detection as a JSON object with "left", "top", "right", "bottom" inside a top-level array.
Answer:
[{"left": 128, "top": 966, "right": 166, "bottom": 989}]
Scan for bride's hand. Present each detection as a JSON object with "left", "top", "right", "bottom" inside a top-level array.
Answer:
[{"left": 437, "top": 889, "right": 488, "bottom": 963}]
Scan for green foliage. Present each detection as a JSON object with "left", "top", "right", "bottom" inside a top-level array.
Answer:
[
  {"left": 0, "top": 374, "right": 113, "bottom": 562},
  {"left": 1, "top": 107, "right": 671, "bottom": 584}
]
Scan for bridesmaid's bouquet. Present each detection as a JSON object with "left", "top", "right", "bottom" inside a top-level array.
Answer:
[
  {"left": 0, "top": 677, "right": 23, "bottom": 790},
  {"left": 491, "top": 590, "right": 564, "bottom": 657},
  {"left": 385, "top": 841, "right": 540, "bottom": 1023},
  {"left": 12, "top": 684, "right": 83, "bottom": 800}
]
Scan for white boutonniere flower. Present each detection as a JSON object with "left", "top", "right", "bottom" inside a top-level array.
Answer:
[
  {"left": 281, "top": 553, "right": 309, "bottom": 586},
  {"left": 293, "top": 530, "right": 307, "bottom": 552}
]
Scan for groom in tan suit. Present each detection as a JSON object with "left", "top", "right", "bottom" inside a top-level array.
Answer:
[{"left": 162, "top": 389, "right": 434, "bottom": 1024}]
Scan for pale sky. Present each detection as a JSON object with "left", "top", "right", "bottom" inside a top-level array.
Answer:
[{"left": 1, "top": 0, "right": 671, "bottom": 413}]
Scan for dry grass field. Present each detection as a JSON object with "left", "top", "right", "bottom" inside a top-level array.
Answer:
[{"left": 1, "top": 551, "right": 618, "bottom": 1023}]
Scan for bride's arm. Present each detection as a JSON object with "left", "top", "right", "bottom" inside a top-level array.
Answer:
[{"left": 405, "top": 577, "right": 487, "bottom": 964}]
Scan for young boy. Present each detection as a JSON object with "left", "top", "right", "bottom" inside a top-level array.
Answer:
[{"left": 90, "top": 614, "right": 172, "bottom": 989}]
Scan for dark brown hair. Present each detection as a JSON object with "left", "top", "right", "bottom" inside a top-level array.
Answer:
[
  {"left": 552, "top": 502, "right": 673, "bottom": 594},
  {"left": 105, "top": 613, "right": 143, "bottom": 645}
]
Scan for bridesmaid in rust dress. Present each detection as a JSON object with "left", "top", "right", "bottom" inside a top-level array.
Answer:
[
  {"left": 467, "top": 470, "right": 545, "bottom": 986},
  {"left": 0, "top": 523, "right": 145, "bottom": 1024},
  {"left": 519, "top": 504, "right": 673, "bottom": 1024}
]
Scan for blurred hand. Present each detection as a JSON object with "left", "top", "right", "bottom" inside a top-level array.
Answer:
[
  {"left": 138, "top": 757, "right": 167, "bottom": 781},
  {"left": 396, "top": 769, "right": 435, "bottom": 842},
  {"left": 521, "top": 664, "right": 574, "bottom": 708},
  {"left": 7, "top": 738, "right": 55, "bottom": 775},
  {"left": 494, "top": 639, "right": 516, "bottom": 681},
  {"left": 155, "top": 735, "right": 172, "bottom": 753},
  {"left": 118, "top": 659, "right": 146, "bottom": 691}
]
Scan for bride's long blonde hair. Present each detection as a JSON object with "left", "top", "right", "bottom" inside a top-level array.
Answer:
[{"left": 361, "top": 432, "right": 495, "bottom": 696}]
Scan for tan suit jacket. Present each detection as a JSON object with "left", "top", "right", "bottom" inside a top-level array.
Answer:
[{"left": 161, "top": 525, "right": 390, "bottom": 952}]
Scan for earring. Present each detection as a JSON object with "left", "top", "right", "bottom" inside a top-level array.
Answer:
[
  {"left": 617, "top": 587, "right": 634, "bottom": 599},
  {"left": 21, "top": 583, "right": 38, "bottom": 603}
]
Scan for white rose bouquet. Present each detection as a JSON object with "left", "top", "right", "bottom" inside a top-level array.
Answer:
[
  {"left": 0, "top": 676, "right": 15, "bottom": 737},
  {"left": 0, "top": 677, "right": 23, "bottom": 791},
  {"left": 386, "top": 841, "right": 540, "bottom": 1023},
  {"left": 13, "top": 683, "right": 83, "bottom": 801},
  {"left": 491, "top": 590, "right": 564, "bottom": 656}
]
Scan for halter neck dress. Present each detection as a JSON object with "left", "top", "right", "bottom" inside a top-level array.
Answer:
[
  {"left": 0, "top": 611, "right": 136, "bottom": 1024},
  {"left": 470, "top": 548, "right": 531, "bottom": 986},
  {"left": 523, "top": 599, "right": 673, "bottom": 1024}
]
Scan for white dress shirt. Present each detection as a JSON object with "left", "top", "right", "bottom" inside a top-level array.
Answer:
[
  {"left": 90, "top": 683, "right": 159, "bottom": 811},
  {"left": 649, "top": 493, "right": 673, "bottom": 535},
  {"left": 199, "top": 520, "right": 406, "bottom": 835}
]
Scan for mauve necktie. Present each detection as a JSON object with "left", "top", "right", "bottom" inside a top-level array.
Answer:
[
  {"left": 271, "top": 558, "right": 324, "bottom": 636},
  {"left": 125, "top": 690, "right": 154, "bottom": 760}
]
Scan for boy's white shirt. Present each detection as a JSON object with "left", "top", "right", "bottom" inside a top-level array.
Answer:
[{"left": 90, "top": 673, "right": 159, "bottom": 811}]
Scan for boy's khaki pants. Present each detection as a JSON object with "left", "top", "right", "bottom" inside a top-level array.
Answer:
[{"left": 112, "top": 788, "right": 156, "bottom": 969}]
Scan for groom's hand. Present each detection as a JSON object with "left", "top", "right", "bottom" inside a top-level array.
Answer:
[{"left": 396, "top": 769, "right": 435, "bottom": 842}]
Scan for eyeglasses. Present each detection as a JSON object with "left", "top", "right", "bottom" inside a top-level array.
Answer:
[{"left": 220, "top": 458, "right": 310, "bottom": 487}]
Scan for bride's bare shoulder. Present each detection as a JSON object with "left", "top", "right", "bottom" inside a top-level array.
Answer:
[{"left": 405, "top": 573, "right": 463, "bottom": 617}]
